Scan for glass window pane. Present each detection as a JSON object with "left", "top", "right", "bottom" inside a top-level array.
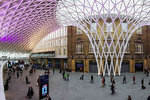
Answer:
[
  {"left": 106, "top": 22, "right": 113, "bottom": 32},
  {"left": 122, "top": 23, "right": 128, "bottom": 32},
  {"left": 76, "top": 27, "right": 82, "bottom": 34},
  {"left": 136, "top": 27, "right": 142, "bottom": 34},
  {"left": 91, "top": 23, "right": 97, "bottom": 33}
]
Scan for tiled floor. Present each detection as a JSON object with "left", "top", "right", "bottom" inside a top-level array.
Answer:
[{"left": 4, "top": 68, "right": 150, "bottom": 100}]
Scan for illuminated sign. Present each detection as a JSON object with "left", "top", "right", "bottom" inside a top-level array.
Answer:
[{"left": 39, "top": 74, "right": 49, "bottom": 99}]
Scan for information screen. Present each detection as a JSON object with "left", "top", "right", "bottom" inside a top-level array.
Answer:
[
  {"left": 39, "top": 74, "right": 49, "bottom": 99},
  {"left": 42, "top": 84, "right": 48, "bottom": 96}
]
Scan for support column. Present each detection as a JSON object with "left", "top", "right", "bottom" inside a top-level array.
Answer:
[
  {"left": 72, "top": 60, "right": 75, "bottom": 72},
  {"left": 61, "top": 59, "right": 64, "bottom": 69},
  {"left": 45, "top": 59, "right": 48, "bottom": 65},
  {"left": 130, "top": 59, "right": 135, "bottom": 73},
  {"left": 133, "top": 60, "right": 135, "bottom": 73},
  {"left": 52, "top": 59, "right": 55, "bottom": 68},
  {"left": 67, "top": 58, "right": 72, "bottom": 70},
  {"left": 130, "top": 59, "right": 133, "bottom": 73},
  {"left": 84, "top": 59, "right": 89, "bottom": 73}
]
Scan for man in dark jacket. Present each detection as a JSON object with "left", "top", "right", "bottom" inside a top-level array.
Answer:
[
  {"left": 147, "top": 95, "right": 150, "bottom": 100},
  {"left": 27, "top": 86, "right": 34, "bottom": 98},
  {"left": 122, "top": 75, "right": 127, "bottom": 84},
  {"left": 25, "top": 76, "right": 30, "bottom": 84},
  {"left": 110, "top": 83, "right": 115, "bottom": 95},
  {"left": 141, "top": 78, "right": 146, "bottom": 89},
  {"left": 46, "top": 94, "right": 52, "bottom": 100},
  {"left": 90, "top": 75, "right": 94, "bottom": 83}
]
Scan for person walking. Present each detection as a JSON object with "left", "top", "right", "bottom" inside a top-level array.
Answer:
[
  {"left": 17, "top": 71, "right": 19, "bottom": 79},
  {"left": 112, "top": 79, "right": 115, "bottom": 85},
  {"left": 62, "top": 70, "right": 65, "bottom": 79},
  {"left": 128, "top": 95, "right": 132, "bottom": 100},
  {"left": 60, "top": 68, "right": 62, "bottom": 73},
  {"left": 133, "top": 76, "right": 135, "bottom": 84},
  {"left": 141, "top": 78, "right": 144, "bottom": 87},
  {"left": 29, "top": 68, "right": 33, "bottom": 76},
  {"left": 110, "top": 75, "right": 113, "bottom": 83},
  {"left": 47, "top": 69, "right": 50, "bottom": 75},
  {"left": 80, "top": 74, "right": 84, "bottom": 80},
  {"left": 27, "top": 86, "right": 34, "bottom": 99},
  {"left": 20, "top": 68, "right": 23, "bottom": 76},
  {"left": 141, "top": 78, "right": 146, "bottom": 89},
  {"left": 90, "top": 75, "right": 94, "bottom": 83},
  {"left": 109, "top": 83, "right": 115, "bottom": 95},
  {"left": 147, "top": 95, "right": 150, "bottom": 100},
  {"left": 46, "top": 94, "right": 51, "bottom": 100},
  {"left": 102, "top": 77, "right": 105, "bottom": 87},
  {"left": 25, "top": 76, "right": 30, "bottom": 84},
  {"left": 5, "top": 79, "right": 9, "bottom": 90},
  {"left": 146, "top": 69, "right": 149, "bottom": 77},
  {"left": 122, "top": 75, "right": 127, "bottom": 84}
]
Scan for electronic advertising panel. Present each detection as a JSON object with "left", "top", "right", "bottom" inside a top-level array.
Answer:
[{"left": 39, "top": 74, "right": 49, "bottom": 99}]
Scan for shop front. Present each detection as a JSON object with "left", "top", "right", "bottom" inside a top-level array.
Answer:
[
  {"left": 75, "top": 60, "right": 84, "bottom": 72},
  {"left": 135, "top": 60, "right": 143, "bottom": 72},
  {"left": 55, "top": 59, "right": 61, "bottom": 68},
  {"left": 48, "top": 59, "right": 53, "bottom": 67},
  {"left": 121, "top": 60, "right": 130, "bottom": 73},
  {"left": 89, "top": 60, "right": 97, "bottom": 73}
]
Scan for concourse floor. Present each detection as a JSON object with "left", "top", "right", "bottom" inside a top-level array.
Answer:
[{"left": 5, "top": 69, "right": 150, "bottom": 100}]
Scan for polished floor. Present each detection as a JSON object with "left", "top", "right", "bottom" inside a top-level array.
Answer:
[{"left": 5, "top": 68, "right": 150, "bottom": 100}]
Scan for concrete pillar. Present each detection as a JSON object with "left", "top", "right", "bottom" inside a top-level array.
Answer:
[
  {"left": 72, "top": 60, "right": 75, "bottom": 72},
  {"left": 84, "top": 59, "right": 89, "bottom": 72},
  {"left": 130, "top": 59, "right": 135, "bottom": 73},
  {"left": 61, "top": 59, "right": 64, "bottom": 69},
  {"left": 67, "top": 59, "right": 71, "bottom": 70},
  {"left": 52, "top": 59, "right": 55, "bottom": 68},
  {"left": 45, "top": 59, "right": 48, "bottom": 65},
  {"left": 130, "top": 59, "right": 133, "bottom": 73}
]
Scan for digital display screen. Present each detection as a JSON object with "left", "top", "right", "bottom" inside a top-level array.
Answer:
[
  {"left": 39, "top": 74, "right": 49, "bottom": 99},
  {"left": 42, "top": 84, "right": 47, "bottom": 96}
]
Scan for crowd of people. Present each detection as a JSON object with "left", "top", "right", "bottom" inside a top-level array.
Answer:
[
  {"left": 4, "top": 60, "right": 150, "bottom": 100},
  {"left": 4, "top": 61, "right": 52, "bottom": 100},
  {"left": 78, "top": 71, "right": 150, "bottom": 100}
]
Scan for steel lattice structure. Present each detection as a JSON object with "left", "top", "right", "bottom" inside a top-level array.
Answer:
[{"left": 0, "top": 0, "right": 150, "bottom": 75}]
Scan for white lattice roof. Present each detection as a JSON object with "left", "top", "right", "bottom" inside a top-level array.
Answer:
[{"left": 0, "top": 0, "right": 150, "bottom": 53}]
